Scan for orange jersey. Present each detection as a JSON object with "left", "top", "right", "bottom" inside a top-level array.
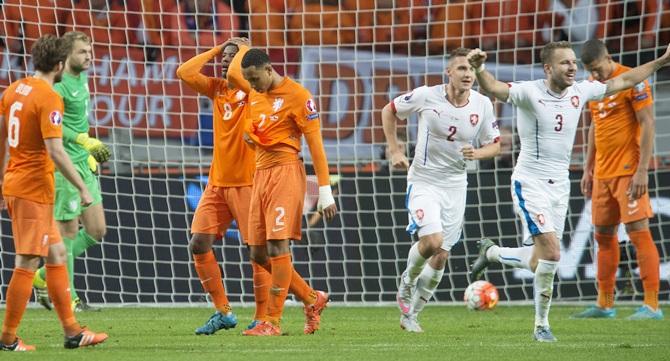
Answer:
[
  {"left": 176, "top": 46, "right": 255, "bottom": 187},
  {"left": 0, "top": 77, "right": 64, "bottom": 204},
  {"left": 588, "top": 63, "right": 653, "bottom": 179},
  {"left": 245, "top": 77, "right": 321, "bottom": 169}
]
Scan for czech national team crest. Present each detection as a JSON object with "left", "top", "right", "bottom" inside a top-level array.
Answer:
[
  {"left": 49, "top": 110, "right": 62, "bottom": 125},
  {"left": 570, "top": 96, "right": 580, "bottom": 108},
  {"left": 469, "top": 114, "right": 479, "bottom": 126},
  {"left": 537, "top": 214, "right": 545, "bottom": 226},
  {"left": 415, "top": 209, "right": 424, "bottom": 221}
]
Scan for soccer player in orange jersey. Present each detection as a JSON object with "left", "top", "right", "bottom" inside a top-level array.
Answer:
[
  {"left": 240, "top": 48, "right": 337, "bottom": 336},
  {"left": 572, "top": 39, "right": 662, "bottom": 320},
  {"left": 176, "top": 37, "right": 271, "bottom": 334},
  {"left": 0, "top": 35, "right": 108, "bottom": 352}
]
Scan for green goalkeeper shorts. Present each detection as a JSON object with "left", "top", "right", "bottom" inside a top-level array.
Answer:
[{"left": 54, "top": 159, "right": 103, "bottom": 221}]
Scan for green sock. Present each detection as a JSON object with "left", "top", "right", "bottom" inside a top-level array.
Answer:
[
  {"left": 37, "top": 266, "right": 47, "bottom": 283},
  {"left": 71, "top": 229, "right": 98, "bottom": 258},
  {"left": 63, "top": 237, "right": 78, "bottom": 301}
]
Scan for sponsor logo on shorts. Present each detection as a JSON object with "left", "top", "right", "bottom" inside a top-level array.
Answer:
[
  {"left": 69, "top": 200, "right": 78, "bottom": 211},
  {"left": 42, "top": 234, "right": 49, "bottom": 246}
]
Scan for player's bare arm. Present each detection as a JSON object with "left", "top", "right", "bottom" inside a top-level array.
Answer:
[
  {"left": 581, "top": 121, "right": 596, "bottom": 198},
  {"left": 304, "top": 130, "right": 338, "bottom": 222},
  {"left": 604, "top": 43, "right": 670, "bottom": 96},
  {"left": 461, "top": 141, "right": 501, "bottom": 161},
  {"left": 0, "top": 115, "right": 6, "bottom": 209},
  {"left": 466, "top": 48, "right": 510, "bottom": 102},
  {"left": 44, "top": 137, "right": 93, "bottom": 206},
  {"left": 629, "top": 106, "right": 655, "bottom": 200},
  {"left": 381, "top": 103, "right": 409, "bottom": 170}
]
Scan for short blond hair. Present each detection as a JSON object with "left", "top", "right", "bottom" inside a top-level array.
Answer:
[
  {"left": 61, "top": 31, "right": 91, "bottom": 56},
  {"left": 540, "top": 41, "right": 572, "bottom": 65}
]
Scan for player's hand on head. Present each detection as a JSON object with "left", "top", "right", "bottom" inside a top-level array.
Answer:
[
  {"left": 390, "top": 151, "right": 409, "bottom": 170},
  {"left": 467, "top": 48, "right": 487, "bottom": 69}
]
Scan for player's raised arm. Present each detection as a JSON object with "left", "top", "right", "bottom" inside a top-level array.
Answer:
[
  {"left": 175, "top": 45, "right": 220, "bottom": 97},
  {"left": 226, "top": 38, "right": 252, "bottom": 94},
  {"left": 604, "top": 43, "right": 670, "bottom": 96},
  {"left": 467, "top": 48, "right": 510, "bottom": 102},
  {"left": 381, "top": 102, "right": 409, "bottom": 170}
]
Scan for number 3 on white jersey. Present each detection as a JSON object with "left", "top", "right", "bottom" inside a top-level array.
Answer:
[{"left": 7, "top": 101, "right": 22, "bottom": 147}]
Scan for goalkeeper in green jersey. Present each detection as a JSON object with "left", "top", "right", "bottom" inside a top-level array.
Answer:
[{"left": 33, "top": 31, "right": 111, "bottom": 312}]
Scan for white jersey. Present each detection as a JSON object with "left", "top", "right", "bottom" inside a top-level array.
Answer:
[
  {"left": 508, "top": 79, "right": 607, "bottom": 179},
  {"left": 393, "top": 85, "right": 500, "bottom": 188}
]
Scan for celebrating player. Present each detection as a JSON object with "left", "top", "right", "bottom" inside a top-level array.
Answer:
[
  {"left": 571, "top": 39, "right": 662, "bottom": 320},
  {"left": 384, "top": 48, "right": 501, "bottom": 333},
  {"left": 240, "top": 48, "right": 336, "bottom": 336},
  {"left": 0, "top": 34, "right": 108, "bottom": 352},
  {"left": 468, "top": 41, "right": 670, "bottom": 342}
]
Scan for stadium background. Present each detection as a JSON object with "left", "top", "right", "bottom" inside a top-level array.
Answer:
[{"left": 0, "top": 0, "right": 669, "bottom": 306}]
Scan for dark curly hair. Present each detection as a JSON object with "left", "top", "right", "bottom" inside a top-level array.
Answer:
[
  {"left": 31, "top": 35, "right": 68, "bottom": 73},
  {"left": 241, "top": 48, "right": 271, "bottom": 69}
]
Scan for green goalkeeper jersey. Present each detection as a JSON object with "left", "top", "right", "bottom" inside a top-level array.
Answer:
[{"left": 54, "top": 72, "right": 91, "bottom": 163}]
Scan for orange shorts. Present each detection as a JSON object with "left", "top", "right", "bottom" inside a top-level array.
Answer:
[
  {"left": 592, "top": 175, "right": 653, "bottom": 226},
  {"left": 248, "top": 161, "right": 306, "bottom": 245},
  {"left": 190, "top": 184, "right": 252, "bottom": 243},
  {"left": 5, "top": 196, "right": 61, "bottom": 257}
]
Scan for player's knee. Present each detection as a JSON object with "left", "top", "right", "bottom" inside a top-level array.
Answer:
[
  {"left": 47, "top": 243, "right": 68, "bottom": 264},
  {"left": 431, "top": 249, "right": 449, "bottom": 267},
  {"left": 189, "top": 236, "right": 213, "bottom": 254},
  {"left": 15, "top": 254, "right": 41, "bottom": 270},
  {"left": 624, "top": 219, "right": 648, "bottom": 234},
  {"left": 248, "top": 246, "right": 268, "bottom": 264}
]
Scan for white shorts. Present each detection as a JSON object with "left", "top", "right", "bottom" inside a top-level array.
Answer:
[
  {"left": 405, "top": 182, "right": 466, "bottom": 251},
  {"left": 511, "top": 173, "right": 570, "bottom": 245}
]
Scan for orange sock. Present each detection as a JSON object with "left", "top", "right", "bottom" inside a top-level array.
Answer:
[
  {"left": 256, "top": 260, "right": 316, "bottom": 307},
  {"left": 193, "top": 251, "right": 231, "bottom": 314},
  {"left": 46, "top": 264, "right": 81, "bottom": 336},
  {"left": 595, "top": 232, "right": 618, "bottom": 309},
  {"left": 1, "top": 268, "right": 34, "bottom": 345},
  {"left": 290, "top": 270, "right": 317, "bottom": 306},
  {"left": 629, "top": 229, "right": 660, "bottom": 310},
  {"left": 266, "top": 254, "right": 292, "bottom": 325},
  {"left": 251, "top": 261, "right": 271, "bottom": 320}
]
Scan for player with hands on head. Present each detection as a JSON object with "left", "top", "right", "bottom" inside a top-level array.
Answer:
[
  {"left": 383, "top": 47, "right": 500, "bottom": 333},
  {"left": 467, "top": 41, "right": 670, "bottom": 342}
]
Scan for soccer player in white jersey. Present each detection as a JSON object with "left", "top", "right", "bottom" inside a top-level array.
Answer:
[
  {"left": 467, "top": 41, "right": 670, "bottom": 342},
  {"left": 382, "top": 48, "right": 501, "bottom": 333}
]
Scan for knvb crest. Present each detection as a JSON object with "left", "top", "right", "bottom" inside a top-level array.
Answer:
[{"left": 272, "top": 97, "right": 284, "bottom": 112}]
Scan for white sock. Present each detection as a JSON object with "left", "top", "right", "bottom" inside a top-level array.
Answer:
[
  {"left": 410, "top": 264, "right": 444, "bottom": 315},
  {"left": 489, "top": 246, "right": 532, "bottom": 271},
  {"left": 534, "top": 259, "right": 558, "bottom": 328},
  {"left": 404, "top": 242, "right": 426, "bottom": 285}
]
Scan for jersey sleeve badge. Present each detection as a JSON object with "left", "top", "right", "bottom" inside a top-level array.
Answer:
[{"left": 49, "top": 110, "right": 62, "bottom": 126}]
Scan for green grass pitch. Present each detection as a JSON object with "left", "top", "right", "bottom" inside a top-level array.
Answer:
[{"left": 2, "top": 305, "right": 667, "bottom": 361}]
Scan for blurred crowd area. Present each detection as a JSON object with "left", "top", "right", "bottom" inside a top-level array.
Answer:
[{"left": 1, "top": 0, "right": 669, "bottom": 75}]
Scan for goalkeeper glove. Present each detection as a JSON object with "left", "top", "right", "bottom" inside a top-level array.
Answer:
[
  {"left": 317, "top": 185, "right": 336, "bottom": 213},
  {"left": 76, "top": 133, "right": 112, "bottom": 163},
  {"left": 87, "top": 155, "right": 98, "bottom": 173}
]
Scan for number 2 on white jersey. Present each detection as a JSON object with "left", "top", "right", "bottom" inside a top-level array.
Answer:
[{"left": 7, "top": 101, "right": 23, "bottom": 147}]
